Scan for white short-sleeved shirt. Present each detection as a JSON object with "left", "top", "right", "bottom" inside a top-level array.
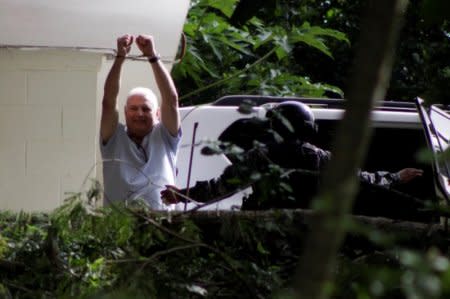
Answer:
[{"left": 100, "top": 122, "right": 181, "bottom": 209}]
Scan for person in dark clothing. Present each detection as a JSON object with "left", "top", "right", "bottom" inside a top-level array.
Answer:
[{"left": 161, "top": 101, "right": 423, "bottom": 210}]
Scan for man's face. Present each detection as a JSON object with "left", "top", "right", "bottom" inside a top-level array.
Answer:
[{"left": 124, "top": 95, "right": 158, "bottom": 138}]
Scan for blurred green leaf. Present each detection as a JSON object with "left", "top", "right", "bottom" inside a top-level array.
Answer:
[{"left": 207, "top": 0, "right": 238, "bottom": 18}]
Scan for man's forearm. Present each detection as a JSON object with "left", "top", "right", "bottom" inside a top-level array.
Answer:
[
  {"left": 150, "top": 58, "right": 180, "bottom": 135},
  {"left": 103, "top": 57, "right": 125, "bottom": 107},
  {"left": 150, "top": 59, "right": 178, "bottom": 106},
  {"left": 100, "top": 56, "right": 124, "bottom": 142}
]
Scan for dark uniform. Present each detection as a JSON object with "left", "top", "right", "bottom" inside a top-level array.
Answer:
[{"left": 181, "top": 116, "right": 401, "bottom": 210}]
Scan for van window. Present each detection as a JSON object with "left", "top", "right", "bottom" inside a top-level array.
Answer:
[{"left": 315, "top": 119, "right": 436, "bottom": 221}]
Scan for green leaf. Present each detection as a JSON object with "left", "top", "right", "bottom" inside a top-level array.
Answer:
[
  {"left": 273, "top": 36, "right": 291, "bottom": 59},
  {"left": 254, "top": 30, "right": 274, "bottom": 49},
  {"left": 279, "top": 182, "right": 293, "bottom": 193},
  {"left": 206, "top": 37, "right": 224, "bottom": 61},
  {"left": 301, "top": 22, "right": 349, "bottom": 44},
  {"left": 289, "top": 22, "right": 349, "bottom": 59},
  {"left": 290, "top": 32, "right": 333, "bottom": 58},
  {"left": 206, "top": 0, "right": 239, "bottom": 18},
  {"left": 273, "top": 47, "right": 285, "bottom": 60},
  {"left": 217, "top": 36, "right": 254, "bottom": 56},
  {"left": 256, "top": 241, "right": 270, "bottom": 255},
  {"left": 183, "top": 23, "right": 198, "bottom": 37},
  {"left": 188, "top": 48, "right": 220, "bottom": 78}
]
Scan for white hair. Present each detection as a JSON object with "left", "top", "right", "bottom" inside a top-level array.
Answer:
[{"left": 127, "top": 87, "right": 158, "bottom": 110}]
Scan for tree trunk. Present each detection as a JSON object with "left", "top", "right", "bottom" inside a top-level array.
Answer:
[{"left": 292, "top": 1, "right": 410, "bottom": 298}]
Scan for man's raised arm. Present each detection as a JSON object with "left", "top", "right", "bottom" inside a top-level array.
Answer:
[
  {"left": 100, "top": 34, "right": 133, "bottom": 143},
  {"left": 136, "top": 35, "right": 180, "bottom": 136}
]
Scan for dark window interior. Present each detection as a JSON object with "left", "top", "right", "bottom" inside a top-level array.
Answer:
[{"left": 315, "top": 119, "right": 437, "bottom": 222}]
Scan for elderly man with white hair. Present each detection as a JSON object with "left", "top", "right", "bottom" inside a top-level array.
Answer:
[{"left": 100, "top": 34, "right": 181, "bottom": 209}]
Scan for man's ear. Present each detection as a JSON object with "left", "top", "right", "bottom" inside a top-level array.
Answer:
[{"left": 156, "top": 108, "right": 161, "bottom": 119}]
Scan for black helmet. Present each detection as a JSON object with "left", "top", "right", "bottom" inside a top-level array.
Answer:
[{"left": 266, "top": 101, "right": 317, "bottom": 141}]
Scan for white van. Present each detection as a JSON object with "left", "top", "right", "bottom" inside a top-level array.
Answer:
[{"left": 176, "top": 95, "right": 450, "bottom": 221}]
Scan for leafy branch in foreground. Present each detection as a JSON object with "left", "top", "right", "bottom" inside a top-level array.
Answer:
[{"left": 2, "top": 189, "right": 450, "bottom": 298}]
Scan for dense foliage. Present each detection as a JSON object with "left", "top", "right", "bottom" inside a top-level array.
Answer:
[
  {"left": 2, "top": 192, "right": 450, "bottom": 298},
  {"left": 172, "top": 0, "right": 348, "bottom": 105},
  {"left": 2, "top": 1, "right": 449, "bottom": 298},
  {"left": 172, "top": 0, "right": 450, "bottom": 105}
]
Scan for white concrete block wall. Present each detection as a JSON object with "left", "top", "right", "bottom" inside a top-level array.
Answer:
[
  {"left": 0, "top": 49, "right": 102, "bottom": 212},
  {"left": 0, "top": 71, "right": 27, "bottom": 104},
  {"left": 0, "top": 48, "right": 176, "bottom": 212}
]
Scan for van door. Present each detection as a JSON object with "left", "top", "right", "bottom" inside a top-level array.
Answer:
[{"left": 415, "top": 97, "right": 450, "bottom": 206}]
